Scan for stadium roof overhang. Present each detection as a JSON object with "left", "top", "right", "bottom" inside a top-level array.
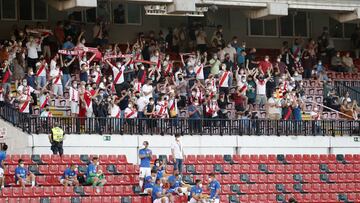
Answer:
[{"left": 47, "top": 0, "right": 360, "bottom": 22}]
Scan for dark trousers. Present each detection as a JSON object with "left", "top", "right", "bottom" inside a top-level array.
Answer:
[
  {"left": 174, "top": 158, "right": 183, "bottom": 174},
  {"left": 51, "top": 141, "right": 63, "bottom": 156}
]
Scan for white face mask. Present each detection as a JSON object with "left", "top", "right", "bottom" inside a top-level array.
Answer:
[
  {"left": 96, "top": 162, "right": 99, "bottom": 166},
  {"left": 199, "top": 184, "right": 203, "bottom": 188},
  {"left": 128, "top": 104, "right": 133, "bottom": 108},
  {"left": 277, "top": 58, "right": 281, "bottom": 62},
  {"left": 265, "top": 58, "right": 269, "bottom": 62},
  {"left": 141, "top": 66, "right": 145, "bottom": 70},
  {"left": 23, "top": 81, "right": 27, "bottom": 86},
  {"left": 208, "top": 178, "right": 212, "bottom": 182},
  {"left": 20, "top": 164, "right": 24, "bottom": 167},
  {"left": 73, "top": 84, "right": 78, "bottom": 88}
]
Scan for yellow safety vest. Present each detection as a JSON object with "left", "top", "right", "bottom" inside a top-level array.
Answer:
[{"left": 51, "top": 127, "right": 64, "bottom": 142}]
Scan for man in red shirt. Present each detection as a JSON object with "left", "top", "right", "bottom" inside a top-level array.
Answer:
[
  {"left": 259, "top": 55, "right": 273, "bottom": 75},
  {"left": 231, "top": 87, "right": 249, "bottom": 115}
]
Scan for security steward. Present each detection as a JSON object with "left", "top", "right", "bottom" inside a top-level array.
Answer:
[{"left": 49, "top": 122, "right": 65, "bottom": 156}]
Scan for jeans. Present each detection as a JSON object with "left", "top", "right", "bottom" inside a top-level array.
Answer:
[
  {"left": 174, "top": 158, "right": 183, "bottom": 174},
  {"left": 80, "top": 72, "right": 88, "bottom": 82},
  {"left": 62, "top": 74, "right": 71, "bottom": 90},
  {"left": 37, "top": 76, "right": 46, "bottom": 89}
]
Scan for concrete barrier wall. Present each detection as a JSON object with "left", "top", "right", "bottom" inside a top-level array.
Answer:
[{"left": 29, "top": 134, "right": 360, "bottom": 164}]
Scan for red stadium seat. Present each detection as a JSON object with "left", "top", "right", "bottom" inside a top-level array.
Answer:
[
  {"left": 204, "top": 165, "right": 213, "bottom": 174},
  {"left": 81, "top": 197, "right": 92, "bottom": 203},
  {"left": 221, "top": 174, "right": 231, "bottom": 184},
  {"left": 196, "top": 155, "right": 206, "bottom": 164},
  {"left": 123, "top": 185, "right": 133, "bottom": 196},
  {"left": 214, "top": 155, "right": 224, "bottom": 164},
  {"left": 71, "top": 155, "right": 80, "bottom": 164},
  {"left": 125, "top": 165, "right": 135, "bottom": 174},
  {"left": 40, "top": 154, "right": 51, "bottom": 164},
  {"left": 33, "top": 187, "right": 44, "bottom": 197},
  {"left": 1, "top": 187, "right": 12, "bottom": 197},
  {"left": 8, "top": 198, "right": 18, "bottom": 203},
  {"left": 205, "top": 155, "right": 215, "bottom": 164},
  {"left": 267, "top": 154, "right": 277, "bottom": 164},
  {"left": 10, "top": 155, "right": 21, "bottom": 165},
  {"left": 22, "top": 187, "right": 33, "bottom": 197},
  {"left": 43, "top": 186, "right": 54, "bottom": 196},
  {"left": 101, "top": 196, "right": 113, "bottom": 203},
  {"left": 61, "top": 154, "right": 71, "bottom": 164},
  {"left": 231, "top": 165, "right": 240, "bottom": 174},
  {"left": 259, "top": 155, "right": 268, "bottom": 164},
  {"left": 84, "top": 186, "right": 95, "bottom": 196},
  {"left": 232, "top": 155, "right": 241, "bottom": 164},
  {"left": 51, "top": 155, "right": 62, "bottom": 164},
  {"left": 29, "top": 198, "right": 40, "bottom": 203},
  {"left": 20, "top": 154, "right": 31, "bottom": 164},
  {"left": 195, "top": 165, "right": 204, "bottom": 174},
  {"left": 113, "top": 186, "right": 124, "bottom": 195},
  {"left": 250, "top": 155, "right": 259, "bottom": 164},
  {"left": 91, "top": 197, "right": 102, "bottom": 203},
  {"left": 184, "top": 155, "right": 195, "bottom": 165},
  {"left": 12, "top": 187, "right": 22, "bottom": 197},
  {"left": 231, "top": 174, "right": 240, "bottom": 184},
  {"left": 108, "top": 155, "right": 117, "bottom": 164},
  {"left": 344, "top": 164, "right": 354, "bottom": 173},
  {"left": 48, "top": 165, "right": 59, "bottom": 175},
  {"left": 240, "top": 155, "right": 250, "bottom": 164},
  {"left": 117, "top": 155, "right": 128, "bottom": 164},
  {"left": 221, "top": 184, "right": 231, "bottom": 194},
  {"left": 53, "top": 186, "right": 65, "bottom": 196},
  {"left": 38, "top": 165, "right": 49, "bottom": 175}
]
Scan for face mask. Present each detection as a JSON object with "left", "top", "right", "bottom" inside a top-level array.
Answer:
[
  {"left": 108, "top": 77, "right": 113, "bottom": 81},
  {"left": 277, "top": 58, "right": 281, "bottom": 62},
  {"left": 318, "top": 62, "right": 322, "bottom": 65},
  {"left": 265, "top": 58, "right": 269, "bottom": 62},
  {"left": 20, "top": 164, "right": 24, "bottom": 167},
  {"left": 208, "top": 178, "right": 212, "bottom": 182},
  {"left": 192, "top": 92, "right": 196, "bottom": 96},
  {"left": 128, "top": 104, "right": 133, "bottom": 108},
  {"left": 160, "top": 183, "right": 163, "bottom": 187},
  {"left": 116, "top": 63, "right": 121, "bottom": 68},
  {"left": 227, "top": 44, "right": 231, "bottom": 48},
  {"left": 29, "top": 72, "right": 34, "bottom": 75},
  {"left": 213, "top": 55, "right": 218, "bottom": 60},
  {"left": 103, "top": 79, "right": 107, "bottom": 83},
  {"left": 73, "top": 84, "right": 78, "bottom": 88},
  {"left": 194, "top": 102, "right": 199, "bottom": 106},
  {"left": 156, "top": 163, "right": 159, "bottom": 167},
  {"left": 23, "top": 81, "right": 27, "bottom": 86},
  {"left": 87, "top": 87, "right": 91, "bottom": 91},
  {"left": 242, "top": 78, "right": 246, "bottom": 82},
  {"left": 81, "top": 40, "right": 85, "bottom": 44},
  {"left": 166, "top": 57, "right": 170, "bottom": 60},
  {"left": 150, "top": 101, "right": 154, "bottom": 105},
  {"left": 96, "top": 162, "right": 99, "bottom": 166},
  {"left": 74, "top": 168, "right": 78, "bottom": 172},
  {"left": 222, "top": 66, "right": 226, "bottom": 71},
  {"left": 82, "top": 57, "right": 87, "bottom": 62},
  {"left": 197, "top": 62, "right": 201, "bottom": 66},
  {"left": 199, "top": 184, "right": 203, "bottom": 188},
  {"left": 233, "top": 40, "right": 237, "bottom": 44},
  {"left": 141, "top": 66, "right": 145, "bottom": 70}
]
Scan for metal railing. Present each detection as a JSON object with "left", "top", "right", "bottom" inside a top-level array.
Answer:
[
  {"left": 0, "top": 104, "right": 359, "bottom": 136},
  {"left": 335, "top": 81, "right": 360, "bottom": 103}
]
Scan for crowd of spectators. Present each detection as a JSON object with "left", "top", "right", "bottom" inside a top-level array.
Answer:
[{"left": 0, "top": 20, "right": 359, "bottom": 135}]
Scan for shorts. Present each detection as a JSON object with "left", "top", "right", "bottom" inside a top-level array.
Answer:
[
  {"left": 71, "top": 101, "right": 79, "bottom": 114},
  {"left": 139, "top": 167, "right": 151, "bottom": 179},
  {"left": 86, "top": 176, "right": 95, "bottom": 184},
  {"left": 53, "top": 84, "right": 64, "bottom": 97},
  {"left": 16, "top": 176, "right": 31, "bottom": 185},
  {"left": 60, "top": 179, "right": 74, "bottom": 185},
  {"left": 153, "top": 197, "right": 169, "bottom": 203},
  {"left": 209, "top": 199, "right": 220, "bottom": 203},
  {"left": 190, "top": 198, "right": 206, "bottom": 203},
  {"left": 256, "top": 94, "right": 267, "bottom": 106},
  {"left": 143, "top": 188, "right": 152, "bottom": 194},
  {"left": 86, "top": 107, "right": 93, "bottom": 117}
]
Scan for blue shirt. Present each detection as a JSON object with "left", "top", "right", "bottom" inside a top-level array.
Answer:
[
  {"left": 15, "top": 166, "right": 27, "bottom": 181},
  {"left": 236, "top": 47, "right": 245, "bottom": 65},
  {"left": 139, "top": 148, "right": 152, "bottom": 167},
  {"left": 209, "top": 180, "right": 221, "bottom": 199},
  {"left": 293, "top": 107, "right": 302, "bottom": 121},
  {"left": 151, "top": 185, "right": 162, "bottom": 201},
  {"left": 62, "top": 168, "right": 77, "bottom": 179},
  {"left": 86, "top": 163, "right": 97, "bottom": 177},
  {"left": 0, "top": 151, "right": 6, "bottom": 165},
  {"left": 190, "top": 185, "right": 203, "bottom": 197},
  {"left": 144, "top": 175, "right": 154, "bottom": 189},
  {"left": 168, "top": 175, "right": 181, "bottom": 189},
  {"left": 152, "top": 165, "right": 165, "bottom": 179},
  {"left": 188, "top": 105, "right": 201, "bottom": 119}
]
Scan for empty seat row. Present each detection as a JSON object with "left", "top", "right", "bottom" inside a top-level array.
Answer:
[
  {"left": 5, "top": 164, "right": 139, "bottom": 175},
  {"left": 0, "top": 196, "right": 153, "bottom": 203},
  {"left": 1, "top": 185, "right": 137, "bottom": 197},
  {"left": 5, "top": 154, "right": 128, "bottom": 165}
]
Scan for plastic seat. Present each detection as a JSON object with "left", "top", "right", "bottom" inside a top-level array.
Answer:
[
  {"left": 184, "top": 155, "right": 196, "bottom": 165},
  {"left": 125, "top": 165, "right": 135, "bottom": 174},
  {"left": 20, "top": 154, "right": 31, "bottom": 164},
  {"left": 123, "top": 185, "right": 133, "bottom": 196},
  {"left": 117, "top": 155, "right": 127, "bottom": 164},
  {"left": 84, "top": 186, "right": 95, "bottom": 196},
  {"left": 101, "top": 196, "right": 113, "bottom": 203},
  {"left": 23, "top": 187, "right": 33, "bottom": 197},
  {"left": 71, "top": 155, "right": 80, "bottom": 164},
  {"left": 205, "top": 155, "right": 215, "bottom": 164},
  {"left": 196, "top": 155, "right": 206, "bottom": 164},
  {"left": 113, "top": 186, "right": 124, "bottom": 195},
  {"left": 240, "top": 155, "right": 250, "bottom": 164},
  {"left": 214, "top": 155, "right": 224, "bottom": 164},
  {"left": 38, "top": 165, "right": 49, "bottom": 175},
  {"left": 12, "top": 187, "right": 22, "bottom": 197},
  {"left": 221, "top": 184, "right": 231, "bottom": 194},
  {"left": 33, "top": 187, "right": 44, "bottom": 197},
  {"left": 61, "top": 154, "right": 71, "bottom": 164},
  {"left": 232, "top": 155, "right": 241, "bottom": 164},
  {"left": 1, "top": 187, "right": 12, "bottom": 197},
  {"left": 250, "top": 155, "right": 259, "bottom": 164},
  {"left": 231, "top": 174, "right": 240, "bottom": 184},
  {"left": 231, "top": 165, "right": 240, "bottom": 174},
  {"left": 221, "top": 174, "right": 231, "bottom": 184},
  {"left": 48, "top": 165, "right": 59, "bottom": 175},
  {"left": 51, "top": 155, "right": 62, "bottom": 164},
  {"left": 195, "top": 165, "right": 204, "bottom": 174},
  {"left": 53, "top": 186, "right": 65, "bottom": 196},
  {"left": 40, "top": 154, "right": 51, "bottom": 164},
  {"left": 10, "top": 155, "right": 21, "bottom": 165}
]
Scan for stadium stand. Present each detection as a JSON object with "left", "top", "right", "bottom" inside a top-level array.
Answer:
[{"left": 0, "top": 154, "right": 359, "bottom": 202}]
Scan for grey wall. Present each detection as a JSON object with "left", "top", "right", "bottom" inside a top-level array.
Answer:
[{"left": 0, "top": 6, "right": 354, "bottom": 50}]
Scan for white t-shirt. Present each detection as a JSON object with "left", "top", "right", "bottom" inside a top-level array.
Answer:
[
  {"left": 110, "top": 105, "right": 121, "bottom": 118},
  {"left": 255, "top": 79, "right": 268, "bottom": 95},
  {"left": 136, "top": 96, "right": 148, "bottom": 112},
  {"left": 223, "top": 46, "right": 237, "bottom": 62},
  {"left": 50, "top": 69, "right": 62, "bottom": 85},
  {"left": 142, "top": 84, "right": 153, "bottom": 101},
  {"left": 268, "top": 97, "right": 282, "bottom": 115},
  {"left": 171, "top": 140, "right": 184, "bottom": 159},
  {"left": 0, "top": 167, "right": 3, "bottom": 177},
  {"left": 50, "top": 59, "right": 57, "bottom": 71},
  {"left": 26, "top": 42, "right": 39, "bottom": 59}
]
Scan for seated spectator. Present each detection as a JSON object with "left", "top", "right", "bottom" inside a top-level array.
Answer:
[
  {"left": 15, "top": 159, "right": 36, "bottom": 188},
  {"left": 143, "top": 169, "right": 157, "bottom": 194},
  {"left": 331, "top": 52, "right": 345, "bottom": 72},
  {"left": 60, "top": 164, "right": 79, "bottom": 188},
  {"left": 167, "top": 170, "right": 188, "bottom": 195},
  {"left": 340, "top": 100, "right": 357, "bottom": 120},
  {"left": 85, "top": 157, "right": 106, "bottom": 187},
  {"left": 152, "top": 178, "right": 174, "bottom": 203},
  {"left": 342, "top": 52, "right": 355, "bottom": 72},
  {"left": 152, "top": 159, "right": 165, "bottom": 180},
  {"left": 340, "top": 92, "right": 352, "bottom": 104},
  {"left": 190, "top": 179, "right": 206, "bottom": 203}
]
